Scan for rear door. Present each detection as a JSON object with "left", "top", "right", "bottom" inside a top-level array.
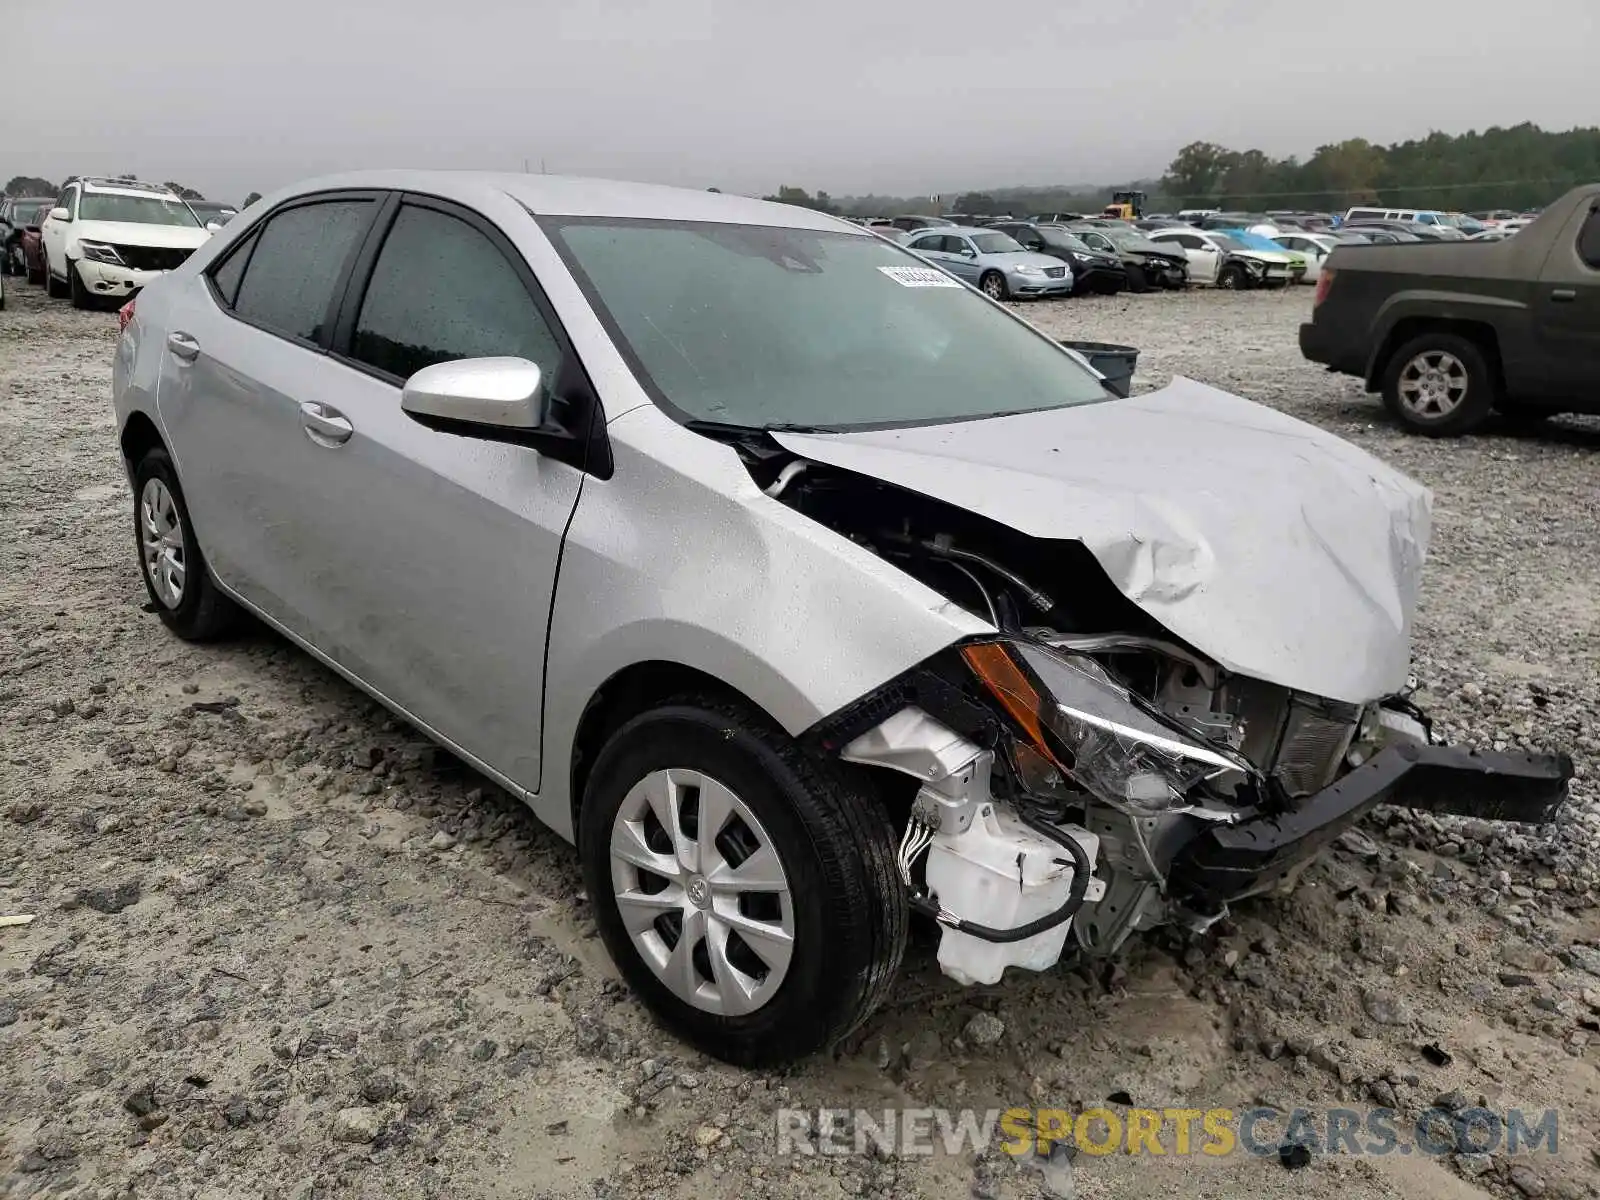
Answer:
[
  {"left": 40, "top": 183, "right": 77, "bottom": 276},
  {"left": 157, "top": 191, "right": 383, "bottom": 614},
  {"left": 1534, "top": 199, "right": 1600, "bottom": 400}
]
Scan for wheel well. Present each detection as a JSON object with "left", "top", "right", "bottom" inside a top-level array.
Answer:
[
  {"left": 568, "top": 662, "right": 777, "bottom": 827},
  {"left": 1367, "top": 317, "right": 1503, "bottom": 394},
  {"left": 119, "top": 412, "right": 165, "bottom": 468},
  {"left": 567, "top": 660, "right": 918, "bottom": 837}
]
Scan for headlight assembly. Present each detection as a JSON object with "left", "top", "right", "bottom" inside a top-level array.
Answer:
[
  {"left": 961, "top": 639, "right": 1255, "bottom": 812},
  {"left": 79, "top": 241, "right": 124, "bottom": 265},
  {"left": 1013, "top": 264, "right": 1044, "bottom": 276}
]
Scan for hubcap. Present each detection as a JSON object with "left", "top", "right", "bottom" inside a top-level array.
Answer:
[
  {"left": 609, "top": 768, "right": 795, "bottom": 1016},
  {"left": 1398, "top": 351, "right": 1468, "bottom": 419},
  {"left": 139, "top": 477, "right": 186, "bottom": 608}
]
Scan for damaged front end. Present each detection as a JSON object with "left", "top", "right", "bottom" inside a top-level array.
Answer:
[
  {"left": 767, "top": 449, "right": 1573, "bottom": 987},
  {"left": 819, "top": 634, "right": 1570, "bottom": 986}
]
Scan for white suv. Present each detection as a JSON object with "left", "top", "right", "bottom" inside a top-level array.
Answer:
[{"left": 40, "top": 178, "right": 213, "bottom": 308}]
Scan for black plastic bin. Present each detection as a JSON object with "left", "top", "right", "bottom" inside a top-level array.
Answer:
[{"left": 1058, "top": 340, "right": 1139, "bottom": 398}]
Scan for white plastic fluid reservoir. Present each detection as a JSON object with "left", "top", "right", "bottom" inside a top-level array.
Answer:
[{"left": 924, "top": 805, "right": 1102, "bottom": 987}]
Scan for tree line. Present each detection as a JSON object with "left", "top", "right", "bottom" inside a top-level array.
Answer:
[{"left": 758, "top": 122, "right": 1599, "bottom": 217}]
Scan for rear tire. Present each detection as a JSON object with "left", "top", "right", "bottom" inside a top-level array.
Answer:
[
  {"left": 579, "top": 696, "right": 907, "bottom": 1066},
  {"left": 131, "top": 447, "right": 243, "bottom": 640},
  {"left": 1380, "top": 332, "right": 1497, "bottom": 437},
  {"left": 45, "top": 250, "right": 68, "bottom": 298}
]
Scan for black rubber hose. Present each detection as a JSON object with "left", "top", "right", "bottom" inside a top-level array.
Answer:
[{"left": 909, "top": 811, "right": 1093, "bottom": 944}]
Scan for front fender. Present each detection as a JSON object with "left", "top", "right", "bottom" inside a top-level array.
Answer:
[{"left": 533, "top": 404, "right": 987, "bottom": 840}]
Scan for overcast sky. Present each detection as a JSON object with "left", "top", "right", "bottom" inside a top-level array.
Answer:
[{"left": 6, "top": 0, "right": 1595, "bottom": 204}]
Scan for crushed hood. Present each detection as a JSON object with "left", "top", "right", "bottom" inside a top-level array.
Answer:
[{"left": 773, "top": 377, "right": 1432, "bottom": 704}]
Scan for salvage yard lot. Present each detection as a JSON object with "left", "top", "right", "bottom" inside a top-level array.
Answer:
[{"left": 3, "top": 281, "right": 1599, "bottom": 1200}]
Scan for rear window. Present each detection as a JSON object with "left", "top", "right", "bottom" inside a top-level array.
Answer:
[{"left": 226, "top": 199, "right": 373, "bottom": 343}]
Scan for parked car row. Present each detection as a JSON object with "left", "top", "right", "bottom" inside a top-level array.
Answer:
[{"left": 0, "top": 179, "right": 239, "bottom": 309}]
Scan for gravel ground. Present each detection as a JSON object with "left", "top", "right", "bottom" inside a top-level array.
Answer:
[{"left": 3, "top": 278, "right": 1600, "bottom": 1200}]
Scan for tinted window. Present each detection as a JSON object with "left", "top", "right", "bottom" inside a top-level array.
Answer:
[
  {"left": 232, "top": 200, "right": 372, "bottom": 343},
  {"left": 350, "top": 204, "right": 562, "bottom": 384},
  {"left": 907, "top": 234, "right": 943, "bottom": 252},
  {"left": 971, "top": 232, "right": 1021, "bottom": 254},
  {"left": 210, "top": 229, "right": 258, "bottom": 308},
  {"left": 1579, "top": 209, "right": 1600, "bottom": 269}
]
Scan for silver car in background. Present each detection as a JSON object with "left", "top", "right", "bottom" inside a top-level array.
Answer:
[
  {"left": 903, "top": 226, "right": 1074, "bottom": 299},
  {"left": 112, "top": 172, "right": 1570, "bottom": 1067}
]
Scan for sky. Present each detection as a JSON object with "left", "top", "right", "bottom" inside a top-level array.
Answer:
[{"left": 5, "top": 0, "right": 1596, "bottom": 205}]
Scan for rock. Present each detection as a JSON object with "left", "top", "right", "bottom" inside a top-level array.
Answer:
[
  {"left": 963, "top": 1011, "right": 1005, "bottom": 1046},
  {"left": 124, "top": 1090, "right": 158, "bottom": 1117},
  {"left": 1360, "top": 988, "right": 1413, "bottom": 1026},
  {"left": 694, "top": 1124, "right": 725, "bottom": 1149},
  {"left": 360, "top": 1075, "right": 400, "bottom": 1104},
  {"left": 7, "top": 801, "right": 45, "bottom": 824},
  {"left": 428, "top": 830, "right": 457, "bottom": 851},
  {"left": 80, "top": 880, "right": 141, "bottom": 914},
  {"left": 470, "top": 1039, "right": 497, "bottom": 1062},
  {"left": 1260, "top": 1038, "right": 1286, "bottom": 1061},
  {"left": 1456, "top": 1152, "right": 1494, "bottom": 1178},
  {"left": 904, "top": 1029, "right": 942, "bottom": 1072},
  {"left": 1498, "top": 972, "right": 1537, "bottom": 988},
  {"left": 1337, "top": 829, "right": 1381, "bottom": 859},
  {"left": 1434, "top": 1089, "right": 1471, "bottom": 1113},
  {"left": 0, "top": 1003, "right": 18, "bottom": 1028},
  {"left": 332, "top": 1106, "right": 384, "bottom": 1144},
  {"left": 1561, "top": 945, "right": 1600, "bottom": 979},
  {"left": 1509, "top": 1164, "right": 1547, "bottom": 1196},
  {"left": 222, "top": 1094, "right": 255, "bottom": 1127},
  {"left": 299, "top": 829, "right": 332, "bottom": 850}
]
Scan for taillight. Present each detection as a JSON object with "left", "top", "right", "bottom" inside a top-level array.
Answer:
[
  {"left": 1313, "top": 268, "right": 1335, "bottom": 308},
  {"left": 117, "top": 299, "right": 136, "bottom": 333}
]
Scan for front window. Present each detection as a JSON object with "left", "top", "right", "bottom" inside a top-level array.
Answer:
[
  {"left": 541, "top": 218, "right": 1109, "bottom": 431},
  {"left": 1102, "top": 229, "right": 1165, "bottom": 253},
  {"left": 77, "top": 193, "right": 202, "bottom": 226},
  {"left": 970, "top": 232, "right": 1022, "bottom": 254}
]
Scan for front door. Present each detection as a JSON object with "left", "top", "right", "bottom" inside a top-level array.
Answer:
[{"left": 1534, "top": 200, "right": 1600, "bottom": 401}]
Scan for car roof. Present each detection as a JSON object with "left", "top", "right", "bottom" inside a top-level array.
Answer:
[{"left": 263, "top": 170, "right": 869, "bottom": 234}]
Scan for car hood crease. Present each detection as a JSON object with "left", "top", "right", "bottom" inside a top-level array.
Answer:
[{"left": 772, "top": 376, "right": 1433, "bottom": 704}]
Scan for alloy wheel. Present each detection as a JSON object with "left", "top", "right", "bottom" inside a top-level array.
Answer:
[
  {"left": 140, "top": 477, "right": 186, "bottom": 608},
  {"left": 1398, "top": 351, "right": 1469, "bottom": 419},
  {"left": 981, "top": 274, "right": 1005, "bottom": 299},
  {"left": 609, "top": 767, "right": 795, "bottom": 1016}
]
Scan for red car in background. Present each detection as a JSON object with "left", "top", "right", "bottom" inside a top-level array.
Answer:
[{"left": 19, "top": 203, "right": 51, "bottom": 285}]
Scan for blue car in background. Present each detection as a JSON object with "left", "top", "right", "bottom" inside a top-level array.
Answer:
[
  {"left": 903, "top": 226, "right": 1075, "bottom": 300},
  {"left": 1217, "top": 229, "right": 1309, "bottom": 285}
]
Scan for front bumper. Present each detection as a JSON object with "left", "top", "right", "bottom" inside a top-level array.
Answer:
[
  {"left": 1168, "top": 742, "right": 1573, "bottom": 905},
  {"left": 1007, "top": 269, "right": 1074, "bottom": 297},
  {"left": 72, "top": 258, "right": 169, "bottom": 298}
]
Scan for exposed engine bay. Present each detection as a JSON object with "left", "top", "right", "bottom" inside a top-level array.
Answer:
[{"left": 749, "top": 449, "right": 1572, "bottom": 984}]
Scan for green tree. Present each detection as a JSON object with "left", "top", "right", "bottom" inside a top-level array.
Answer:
[
  {"left": 1162, "top": 141, "right": 1236, "bottom": 207},
  {"left": 953, "top": 192, "right": 997, "bottom": 214},
  {"left": 761, "top": 186, "right": 838, "bottom": 214},
  {"left": 4, "top": 175, "right": 55, "bottom": 196}
]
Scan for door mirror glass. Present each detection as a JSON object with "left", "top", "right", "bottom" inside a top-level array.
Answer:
[
  {"left": 205, "top": 221, "right": 223, "bottom": 233},
  {"left": 48, "top": 206, "right": 69, "bottom": 222},
  {"left": 401, "top": 357, "right": 548, "bottom": 436}
]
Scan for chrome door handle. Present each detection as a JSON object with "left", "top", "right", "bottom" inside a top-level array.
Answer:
[
  {"left": 166, "top": 331, "right": 200, "bottom": 362},
  {"left": 1551, "top": 288, "right": 1577, "bottom": 302},
  {"left": 300, "top": 401, "right": 354, "bottom": 446}
]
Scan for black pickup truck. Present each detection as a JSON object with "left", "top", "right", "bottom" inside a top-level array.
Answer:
[{"left": 1300, "top": 184, "right": 1600, "bottom": 435}]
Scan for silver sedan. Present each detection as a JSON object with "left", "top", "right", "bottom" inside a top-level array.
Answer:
[{"left": 112, "top": 171, "right": 1569, "bottom": 1067}]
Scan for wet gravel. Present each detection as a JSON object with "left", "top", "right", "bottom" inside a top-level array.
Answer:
[{"left": 3, "top": 279, "right": 1599, "bottom": 1200}]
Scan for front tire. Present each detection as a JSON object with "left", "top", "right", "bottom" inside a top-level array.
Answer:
[
  {"left": 44, "top": 250, "right": 68, "bottom": 298},
  {"left": 69, "top": 260, "right": 92, "bottom": 309},
  {"left": 979, "top": 271, "right": 1009, "bottom": 301},
  {"left": 1217, "top": 263, "right": 1246, "bottom": 290},
  {"left": 579, "top": 697, "right": 907, "bottom": 1066},
  {"left": 132, "top": 448, "right": 242, "bottom": 640},
  {"left": 1380, "top": 333, "right": 1497, "bottom": 437}
]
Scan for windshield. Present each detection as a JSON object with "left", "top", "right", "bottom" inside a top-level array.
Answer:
[
  {"left": 541, "top": 218, "right": 1110, "bottom": 430},
  {"left": 78, "top": 193, "right": 201, "bottom": 226},
  {"left": 1102, "top": 229, "right": 1163, "bottom": 252},
  {"left": 971, "top": 232, "right": 1022, "bottom": 254},
  {"left": 1210, "top": 234, "right": 1250, "bottom": 252},
  {"left": 1039, "top": 229, "right": 1089, "bottom": 252},
  {"left": 1225, "top": 231, "right": 1285, "bottom": 253}
]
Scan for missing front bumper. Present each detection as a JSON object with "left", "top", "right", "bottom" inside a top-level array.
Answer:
[{"left": 1168, "top": 742, "right": 1573, "bottom": 905}]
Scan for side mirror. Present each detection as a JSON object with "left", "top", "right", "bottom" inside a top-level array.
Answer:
[
  {"left": 205, "top": 222, "right": 222, "bottom": 233},
  {"left": 49, "top": 206, "right": 69, "bottom": 222},
  {"left": 401, "top": 357, "right": 549, "bottom": 438}
]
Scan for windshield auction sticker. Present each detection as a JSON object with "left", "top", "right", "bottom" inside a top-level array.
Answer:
[{"left": 878, "top": 266, "right": 964, "bottom": 287}]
